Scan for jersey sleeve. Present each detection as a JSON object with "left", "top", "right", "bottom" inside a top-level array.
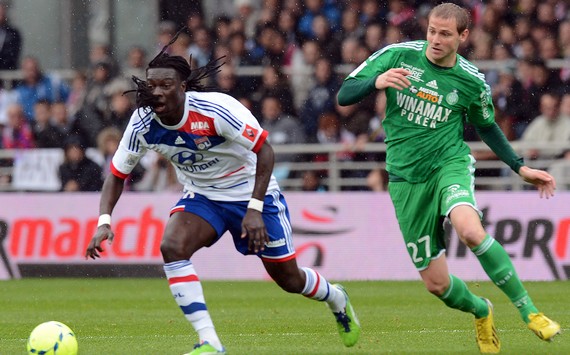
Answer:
[
  {"left": 466, "top": 82, "right": 495, "bottom": 128},
  {"left": 110, "top": 112, "right": 148, "bottom": 179},
  {"left": 212, "top": 93, "right": 268, "bottom": 153},
  {"left": 346, "top": 45, "right": 397, "bottom": 81}
]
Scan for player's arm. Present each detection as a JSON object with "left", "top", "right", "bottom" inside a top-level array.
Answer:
[
  {"left": 474, "top": 122, "right": 555, "bottom": 198},
  {"left": 242, "top": 141, "right": 274, "bottom": 253},
  {"left": 86, "top": 114, "right": 146, "bottom": 259},
  {"left": 85, "top": 174, "right": 125, "bottom": 259}
]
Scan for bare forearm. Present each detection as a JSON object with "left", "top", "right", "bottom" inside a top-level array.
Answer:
[
  {"left": 99, "top": 174, "right": 125, "bottom": 215},
  {"left": 252, "top": 142, "right": 274, "bottom": 200}
]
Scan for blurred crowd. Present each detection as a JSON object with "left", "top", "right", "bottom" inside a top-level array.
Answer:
[{"left": 0, "top": 0, "right": 569, "bottom": 192}]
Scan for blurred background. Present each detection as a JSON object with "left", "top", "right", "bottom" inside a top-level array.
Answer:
[{"left": 0, "top": 0, "right": 569, "bottom": 193}]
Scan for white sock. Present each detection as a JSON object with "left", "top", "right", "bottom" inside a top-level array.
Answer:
[
  {"left": 300, "top": 267, "right": 346, "bottom": 312},
  {"left": 163, "top": 260, "right": 223, "bottom": 350}
]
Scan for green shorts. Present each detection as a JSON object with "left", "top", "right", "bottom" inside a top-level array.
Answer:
[{"left": 388, "top": 154, "right": 480, "bottom": 271}]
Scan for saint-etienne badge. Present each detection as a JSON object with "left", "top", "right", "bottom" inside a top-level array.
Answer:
[{"left": 446, "top": 89, "right": 459, "bottom": 105}]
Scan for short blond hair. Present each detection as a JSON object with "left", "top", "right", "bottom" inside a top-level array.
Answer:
[{"left": 428, "top": 3, "right": 471, "bottom": 34}]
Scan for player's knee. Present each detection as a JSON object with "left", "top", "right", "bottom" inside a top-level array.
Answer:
[
  {"left": 424, "top": 278, "right": 448, "bottom": 296},
  {"left": 160, "top": 237, "right": 189, "bottom": 261},
  {"left": 458, "top": 228, "right": 486, "bottom": 249}
]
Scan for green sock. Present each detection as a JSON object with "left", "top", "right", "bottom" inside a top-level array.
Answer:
[
  {"left": 438, "top": 274, "right": 489, "bottom": 318},
  {"left": 472, "top": 235, "right": 538, "bottom": 323}
]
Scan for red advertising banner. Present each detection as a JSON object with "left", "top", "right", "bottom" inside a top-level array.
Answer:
[{"left": 1, "top": 192, "right": 569, "bottom": 281}]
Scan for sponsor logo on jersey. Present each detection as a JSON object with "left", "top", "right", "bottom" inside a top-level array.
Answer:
[
  {"left": 175, "top": 136, "right": 186, "bottom": 145},
  {"left": 480, "top": 89, "right": 492, "bottom": 119},
  {"left": 185, "top": 111, "right": 216, "bottom": 136},
  {"left": 194, "top": 137, "right": 212, "bottom": 150},
  {"left": 400, "top": 62, "right": 424, "bottom": 82},
  {"left": 265, "top": 238, "right": 286, "bottom": 248},
  {"left": 171, "top": 150, "right": 204, "bottom": 165},
  {"left": 416, "top": 87, "right": 443, "bottom": 104},
  {"left": 241, "top": 124, "right": 258, "bottom": 142},
  {"left": 396, "top": 92, "right": 452, "bottom": 129},
  {"left": 426, "top": 79, "right": 438, "bottom": 89},
  {"left": 190, "top": 121, "right": 210, "bottom": 131},
  {"left": 446, "top": 90, "right": 459, "bottom": 105},
  {"left": 445, "top": 184, "right": 470, "bottom": 204}
]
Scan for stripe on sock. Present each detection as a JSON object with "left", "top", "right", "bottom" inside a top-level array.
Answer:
[
  {"left": 180, "top": 302, "right": 208, "bottom": 315},
  {"left": 168, "top": 274, "right": 200, "bottom": 285}
]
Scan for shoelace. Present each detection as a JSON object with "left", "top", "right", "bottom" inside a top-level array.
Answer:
[
  {"left": 335, "top": 311, "right": 351, "bottom": 332},
  {"left": 476, "top": 320, "right": 493, "bottom": 342}
]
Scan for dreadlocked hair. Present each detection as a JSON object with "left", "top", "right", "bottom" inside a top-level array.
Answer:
[{"left": 125, "top": 26, "right": 224, "bottom": 114}]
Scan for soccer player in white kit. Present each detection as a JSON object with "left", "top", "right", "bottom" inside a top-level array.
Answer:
[{"left": 85, "top": 31, "right": 360, "bottom": 354}]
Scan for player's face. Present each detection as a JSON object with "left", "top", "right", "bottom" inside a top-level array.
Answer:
[
  {"left": 146, "top": 68, "right": 186, "bottom": 121},
  {"left": 426, "top": 16, "right": 468, "bottom": 67}
]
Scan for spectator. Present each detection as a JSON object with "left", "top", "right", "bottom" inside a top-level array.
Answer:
[
  {"left": 214, "top": 64, "right": 250, "bottom": 99},
  {"left": 156, "top": 20, "right": 177, "bottom": 55},
  {"left": 260, "top": 95, "right": 306, "bottom": 177},
  {"left": 96, "top": 126, "right": 145, "bottom": 190},
  {"left": 339, "top": 7, "right": 365, "bottom": 40},
  {"left": 58, "top": 135, "right": 103, "bottom": 192},
  {"left": 0, "top": 81, "right": 18, "bottom": 126},
  {"left": 311, "top": 14, "right": 341, "bottom": 64},
  {"left": 15, "top": 56, "right": 70, "bottom": 121},
  {"left": 122, "top": 46, "right": 147, "bottom": 80},
  {"left": 363, "top": 22, "right": 385, "bottom": 53},
  {"left": 51, "top": 101, "right": 71, "bottom": 137},
  {"left": 66, "top": 71, "right": 88, "bottom": 119},
  {"left": 188, "top": 27, "right": 213, "bottom": 67},
  {"left": 261, "top": 95, "right": 305, "bottom": 145},
  {"left": 520, "top": 92, "right": 570, "bottom": 159},
  {"left": 31, "top": 99, "right": 64, "bottom": 148},
  {"left": 251, "top": 65, "right": 295, "bottom": 116},
  {"left": 0, "top": 1, "right": 21, "bottom": 70},
  {"left": 288, "top": 39, "right": 321, "bottom": 110},
  {"left": 2, "top": 103, "right": 34, "bottom": 149},
  {"left": 297, "top": 0, "right": 341, "bottom": 42},
  {"left": 106, "top": 82, "right": 134, "bottom": 132},
  {"left": 301, "top": 170, "right": 327, "bottom": 192},
  {"left": 300, "top": 57, "right": 341, "bottom": 141}
]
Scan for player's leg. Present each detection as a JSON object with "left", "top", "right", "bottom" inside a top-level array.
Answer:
[
  {"left": 263, "top": 259, "right": 360, "bottom": 347},
  {"left": 420, "top": 254, "right": 498, "bottom": 353},
  {"left": 450, "top": 205, "right": 561, "bottom": 341},
  {"left": 389, "top": 174, "right": 498, "bottom": 353},
  {"left": 251, "top": 191, "right": 360, "bottom": 347},
  {"left": 162, "top": 195, "right": 226, "bottom": 354}
]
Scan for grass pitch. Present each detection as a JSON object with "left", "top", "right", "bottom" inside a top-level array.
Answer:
[{"left": 1, "top": 279, "right": 568, "bottom": 354}]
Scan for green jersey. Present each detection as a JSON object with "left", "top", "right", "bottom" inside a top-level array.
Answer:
[{"left": 345, "top": 40, "right": 495, "bottom": 183}]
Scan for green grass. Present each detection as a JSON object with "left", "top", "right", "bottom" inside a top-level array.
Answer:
[{"left": 1, "top": 279, "right": 568, "bottom": 354}]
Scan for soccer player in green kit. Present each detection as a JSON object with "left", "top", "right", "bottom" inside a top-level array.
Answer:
[{"left": 337, "top": 3, "right": 560, "bottom": 354}]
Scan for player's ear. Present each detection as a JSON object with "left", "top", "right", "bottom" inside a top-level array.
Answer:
[{"left": 459, "top": 28, "right": 469, "bottom": 43}]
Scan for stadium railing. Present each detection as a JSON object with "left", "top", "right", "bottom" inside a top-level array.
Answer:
[{"left": 0, "top": 141, "right": 569, "bottom": 192}]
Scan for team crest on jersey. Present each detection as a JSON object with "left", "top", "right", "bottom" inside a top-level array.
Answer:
[
  {"left": 446, "top": 90, "right": 459, "bottom": 105},
  {"left": 241, "top": 124, "right": 258, "bottom": 142},
  {"left": 400, "top": 62, "right": 424, "bottom": 82},
  {"left": 194, "top": 136, "right": 212, "bottom": 150}
]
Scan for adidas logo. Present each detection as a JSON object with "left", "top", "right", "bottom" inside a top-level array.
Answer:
[
  {"left": 426, "top": 80, "right": 438, "bottom": 89},
  {"left": 175, "top": 136, "right": 186, "bottom": 145}
]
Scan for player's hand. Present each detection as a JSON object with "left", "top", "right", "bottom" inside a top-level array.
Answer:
[
  {"left": 375, "top": 68, "right": 411, "bottom": 91},
  {"left": 241, "top": 210, "right": 269, "bottom": 253},
  {"left": 519, "top": 166, "right": 556, "bottom": 199},
  {"left": 85, "top": 225, "right": 115, "bottom": 259}
]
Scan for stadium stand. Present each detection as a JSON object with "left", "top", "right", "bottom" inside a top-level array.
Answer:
[{"left": 0, "top": 0, "right": 569, "bottom": 192}]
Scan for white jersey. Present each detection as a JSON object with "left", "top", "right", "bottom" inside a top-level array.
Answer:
[{"left": 111, "top": 91, "right": 280, "bottom": 201}]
